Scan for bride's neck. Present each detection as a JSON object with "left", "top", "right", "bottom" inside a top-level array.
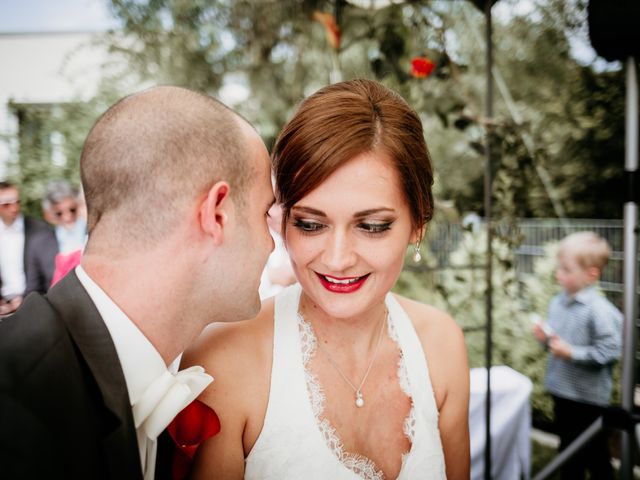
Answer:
[{"left": 298, "top": 293, "right": 387, "bottom": 351}]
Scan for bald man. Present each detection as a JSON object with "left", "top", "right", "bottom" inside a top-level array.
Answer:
[{"left": 0, "top": 87, "right": 275, "bottom": 479}]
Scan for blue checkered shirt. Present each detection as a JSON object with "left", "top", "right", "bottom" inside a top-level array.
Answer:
[{"left": 543, "top": 286, "right": 622, "bottom": 406}]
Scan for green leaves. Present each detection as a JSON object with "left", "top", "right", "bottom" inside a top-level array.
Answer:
[{"left": 7, "top": 0, "right": 626, "bottom": 223}]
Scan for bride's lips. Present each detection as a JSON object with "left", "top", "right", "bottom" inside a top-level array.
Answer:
[{"left": 315, "top": 272, "right": 370, "bottom": 293}]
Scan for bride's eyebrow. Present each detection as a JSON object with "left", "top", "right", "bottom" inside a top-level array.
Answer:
[
  {"left": 291, "top": 206, "right": 396, "bottom": 219},
  {"left": 291, "top": 206, "right": 326, "bottom": 217},
  {"left": 353, "top": 208, "right": 396, "bottom": 219}
]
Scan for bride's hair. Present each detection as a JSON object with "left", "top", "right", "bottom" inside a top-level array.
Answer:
[{"left": 272, "top": 78, "right": 434, "bottom": 237}]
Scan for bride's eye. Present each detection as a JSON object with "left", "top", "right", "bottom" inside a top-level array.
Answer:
[
  {"left": 358, "top": 221, "right": 393, "bottom": 235},
  {"left": 293, "top": 218, "right": 325, "bottom": 234}
]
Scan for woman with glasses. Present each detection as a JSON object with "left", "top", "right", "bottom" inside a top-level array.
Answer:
[
  {"left": 43, "top": 180, "right": 87, "bottom": 254},
  {"left": 43, "top": 180, "right": 87, "bottom": 287}
]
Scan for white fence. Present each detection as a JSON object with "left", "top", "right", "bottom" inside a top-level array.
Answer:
[{"left": 424, "top": 218, "right": 627, "bottom": 304}]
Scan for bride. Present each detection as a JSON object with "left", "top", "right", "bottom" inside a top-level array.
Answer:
[{"left": 183, "top": 79, "right": 470, "bottom": 479}]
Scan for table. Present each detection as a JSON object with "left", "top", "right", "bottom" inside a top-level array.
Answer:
[{"left": 469, "top": 366, "right": 533, "bottom": 480}]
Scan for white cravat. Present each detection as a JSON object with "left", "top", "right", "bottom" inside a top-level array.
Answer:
[
  {"left": 75, "top": 266, "right": 213, "bottom": 479},
  {"left": 133, "top": 366, "right": 212, "bottom": 479}
]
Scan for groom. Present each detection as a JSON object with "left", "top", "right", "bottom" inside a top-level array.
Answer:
[{"left": 0, "top": 86, "right": 274, "bottom": 479}]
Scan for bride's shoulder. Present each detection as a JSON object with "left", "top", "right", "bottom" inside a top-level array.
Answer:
[
  {"left": 392, "top": 293, "right": 466, "bottom": 361},
  {"left": 392, "top": 294, "right": 468, "bottom": 408},
  {"left": 393, "top": 294, "right": 460, "bottom": 336}
]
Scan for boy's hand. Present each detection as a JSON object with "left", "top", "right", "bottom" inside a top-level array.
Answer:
[
  {"left": 549, "top": 335, "right": 572, "bottom": 359},
  {"left": 533, "top": 323, "right": 547, "bottom": 343}
]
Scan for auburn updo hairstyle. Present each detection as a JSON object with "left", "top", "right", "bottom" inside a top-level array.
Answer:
[{"left": 272, "top": 78, "right": 434, "bottom": 237}]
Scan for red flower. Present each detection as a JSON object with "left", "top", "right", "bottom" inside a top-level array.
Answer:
[
  {"left": 168, "top": 399, "right": 221, "bottom": 480},
  {"left": 410, "top": 57, "right": 435, "bottom": 78},
  {"left": 313, "top": 11, "right": 341, "bottom": 50}
]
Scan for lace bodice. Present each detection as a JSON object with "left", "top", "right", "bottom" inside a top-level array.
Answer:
[
  {"left": 244, "top": 284, "right": 446, "bottom": 480},
  {"left": 297, "top": 313, "right": 415, "bottom": 480}
]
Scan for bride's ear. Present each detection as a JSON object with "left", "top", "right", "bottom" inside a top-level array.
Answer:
[
  {"left": 410, "top": 225, "right": 427, "bottom": 245},
  {"left": 199, "top": 181, "right": 230, "bottom": 246}
]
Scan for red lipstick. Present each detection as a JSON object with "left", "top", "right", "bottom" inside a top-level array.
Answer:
[{"left": 316, "top": 273, "right": 369, "bottom": 293}]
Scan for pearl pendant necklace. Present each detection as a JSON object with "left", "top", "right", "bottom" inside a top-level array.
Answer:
[{"left": 314, "top": 309, "right": 387, "bottom": 408}]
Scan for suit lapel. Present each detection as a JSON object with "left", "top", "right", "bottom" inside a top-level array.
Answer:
[
  {"left": 46, "top": 271, "right": 143, "bottom": 480},
  {"left": 155, "top": 430, "right": 175, "bottom": 480}
]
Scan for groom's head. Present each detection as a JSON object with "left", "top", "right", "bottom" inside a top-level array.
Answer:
[
  {"left": 79, "top": 86, "right": 274, "bottom": 321},
  {"left": 81, "top": 86, "right": 253, "bottom": 245}
]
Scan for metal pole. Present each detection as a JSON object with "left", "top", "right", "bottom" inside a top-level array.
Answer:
[
  {"left": 483, "top": 2, "right": 494, "bottom": 479},
  {"left": 330, "top": 0, "right": 343, "bottom": 83},
  {"left": 460, "top": 6, "right": 568, "bottom": 232},
  {"left": 533, "top": 417, "right": 604, "bottom": 480},
  {"left": 620, "top": 55, "right": 639, "bottom": 480}
]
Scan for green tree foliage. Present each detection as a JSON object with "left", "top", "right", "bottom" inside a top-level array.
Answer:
[
  {"left": 5, "top": 0, "right": 629, "bottom": 221},
  {"left": 435, "top": 0, "right": 628, "bottom": 219},
  {"left": 3, "top": 87, "right": 126, "bottom": 218},
  {"left": 106, "top": 0, "right": 230, "bottom": 91}
]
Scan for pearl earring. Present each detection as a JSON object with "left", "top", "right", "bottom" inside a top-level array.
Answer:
[{"left": 413, "top": 241, "right": 422, "bottom": 263}]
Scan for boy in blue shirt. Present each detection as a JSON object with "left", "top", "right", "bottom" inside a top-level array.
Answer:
[{"left": 534, "top": 231, "right": 622, "bottom": 480}]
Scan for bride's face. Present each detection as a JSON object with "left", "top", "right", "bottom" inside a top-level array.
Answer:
[{"left": 285, "top": 150, "right": 417, "bottom": 320}]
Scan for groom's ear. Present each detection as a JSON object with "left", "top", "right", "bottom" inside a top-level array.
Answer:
[{"left": 199, "top": 181, "right": 230, "bottom": 246}]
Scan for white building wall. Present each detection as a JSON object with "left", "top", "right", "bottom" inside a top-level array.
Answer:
[{"left": 0, "top": 31, "right": 108, "bottom": 177}]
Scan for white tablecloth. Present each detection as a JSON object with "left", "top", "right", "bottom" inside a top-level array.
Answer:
[{"left": 469, "top": 366, "right": 533, "bottom": 480}]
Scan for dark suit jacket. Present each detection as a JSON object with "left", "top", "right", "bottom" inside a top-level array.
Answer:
[
  {"left": 0, "top": 217, "right": 58, "bottom": 300},
  {"left": 23, "top": 217, "right": 58, "bottom": 296},
  {"left": 0, "top": 272, "right": 143, "bottom": 479}
]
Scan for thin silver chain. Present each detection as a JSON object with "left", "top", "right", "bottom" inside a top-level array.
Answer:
[{"left": 314, "top": 309, "right": 388, "bottom": 399}]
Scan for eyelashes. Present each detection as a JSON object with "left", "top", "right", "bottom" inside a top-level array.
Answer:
[
  {"left": 358, "top": 222, "right": 393, "bottom": 234},
  {"left": 292, "top": 219, "right": 325, "bottom": 233},
  {"left": 291, "top": 218, "right": 394, "bottom": 236}
]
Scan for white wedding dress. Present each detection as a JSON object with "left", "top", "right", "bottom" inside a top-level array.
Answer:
[{"left": 244, "top": 284, "right": 446, "bottom": 479}]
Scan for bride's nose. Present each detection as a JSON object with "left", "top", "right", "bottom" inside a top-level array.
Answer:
[{"left": 320, "top": 229, "right": 357, "bottom": 273}]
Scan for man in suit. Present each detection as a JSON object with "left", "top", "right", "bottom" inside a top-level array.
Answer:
[
  {"left": 0, "top": 180, "right": 58, "bottom": 315},
  {"left": 42, "top": 180, "right": 87, "bottom": 254},
  {"left": 0, "top": 86, "right": 275, "bottom": 479}
]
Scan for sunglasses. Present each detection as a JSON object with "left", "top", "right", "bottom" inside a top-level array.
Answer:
[
  {"left": 53, "top": 206, "right": 77, "bottom": 218},
  {"left": 0, "top": 199, "right": 20, "bottom": 207}
]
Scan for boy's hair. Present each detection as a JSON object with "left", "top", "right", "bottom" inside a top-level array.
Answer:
[{"left": 558, "top": 231, "right": 611, "bottom": 270}]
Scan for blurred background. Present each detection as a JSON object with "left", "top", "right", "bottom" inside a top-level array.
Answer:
[
  {"left": 0, "top": 0, "right": 634, "bottom": 476},
  {"left": 0, "top": 0, "right": 625, "bottom": 220}
]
